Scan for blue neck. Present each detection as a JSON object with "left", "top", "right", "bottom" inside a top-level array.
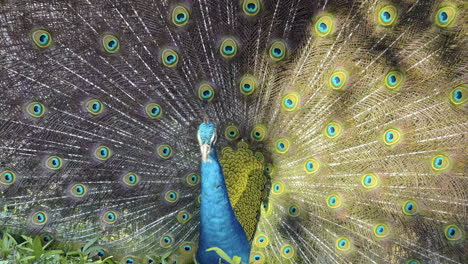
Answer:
[{"left": 196, "top": 147, "right": 251, "bottom": 264}]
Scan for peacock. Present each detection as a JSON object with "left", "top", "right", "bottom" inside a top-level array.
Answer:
[{"left": 0, "top": 0, "right": 466, "bottom": 263}]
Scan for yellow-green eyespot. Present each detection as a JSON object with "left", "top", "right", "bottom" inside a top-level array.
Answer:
[
  {"left": 85, "top": 99, "right": 104, "bottom": 115},
  {"left": 46, "top": 156, "right": 63, "bottom": 170},
  {"left": 335, "top": 237, "right": 351, "bottom": 252},
  {"left": 123, "top": 172, "right": 139, "bottom": 186},
  {"left": 327, "top": 193, "right": 342, "bottom": 209},
  {"left": 314, "top": 15, "right": 334, "bottom": 36},
  {"left": 280, "top": 244, "right": 295, "bottom": 259},
  {"left": 157, "top": 144, "right": 173, "bottom": 159},
  {"left": 361, "top": 173, "right": 380, "bottom": 189},
  {"left": 431, "top": 154, "right": 450, "bottom": 171},
  {"left": 220, "top": 38, "right": 238, "bottom": 58},
  {"left": 383, "top": 128, "right": 401, "bottom": 146},
  {"left": 281, "top": 93, "right": 300, "bottom": 112},
  {"left": 435, "top": 6, "right": 458, "bottom": 27},
  {"left": 160, "top": 235, "right": 174, "bottom": 248},
  {"left": 26, "top": 101, "right": 46, "bottom": 118},
  {"left": 95, "top": 145, "right": 112, "bottom": 161},
  {"left": 172, "top": 5, "right": 190, "bottom": 27},
  {"left": 242, "top": 0, "right": 261, "bottom": 16},
  {"left": 402, "top": 200, "right": 419, "bottom": 216},
  {"left": 70, "top": 184, "right": 87, "bottom": 198},
  {"left": 251, "top": 124, "right": 267, "bottom": 141},
  {"left": 329, "top": 70, "right": 348, "bottom": 90},
  {"left": 304, "top": 158, "right": 320, "bottom": 174},
  {"left": 102, "top": 211, "right": 118, "bottom": 224},
  {"left": 145, "top": 103, "right": 163, "bottom": 119},
  {"left": 198, "top": 83, "right": 215, "bottom": 102},
  {"left": 225, "top": 125, "right": 240, "bottom": 140},
  {"left": 161, "top": 48, "right": 179, "bottom": 67},
  {"left": 102, "top": 34, "right": 120, "bottom": 54},
  {"left": 32, "top": 211, "right": 48, "bottom": 225},
  {"left": 165, "top": 190, "right": 179, "bottom": 203},
  {"left": 449, "top": 86, "right": 467, "bottom": 105},
  {"left": 444, "top": 224, "right": 463, "bottom": 241},
  {"left": 1, "top": 170, "right": 16, "bottom": 185},
  {"left": 239, "top": 74, "right": 258, "bottom": 95},
  {"left": 384, "top": 70, "right": 404, "bottom": 90},
  {"left": 31, "top": 29, "right": 52, "bottom": 48},
  {"left": 269, "top": 40, "right": 287, "bottom": 61},
  {"left": 378, "top": 5, "right": 398, "bottom": 26}
]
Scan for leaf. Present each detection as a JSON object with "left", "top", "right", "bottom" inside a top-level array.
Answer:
[
  {"left": 206, "top": 247, "right": 233, "bottom": 263},
  {"left": 82, "top": 237, "right": 99, "bottom": 253}
]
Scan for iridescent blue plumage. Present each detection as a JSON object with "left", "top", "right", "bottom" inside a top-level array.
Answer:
[{"left": 196, "top": 122, "right": 251, "bottom": 264}]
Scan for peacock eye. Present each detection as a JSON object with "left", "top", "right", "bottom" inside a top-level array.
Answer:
[
  {"left": 32, "top": 211, "right": 48, "bottom": 225},
  {"left": 383, "top": 128, "right": 401, "bottom": 146},
  {"left": 160, "top": 235, "right": 174, "bottom": 248},
  {"left": 41, "top": 234, "right": 53, "bottom": 243},
  {"left": 102, "top": 34, "right": 120, "bottom": 54},
  {"left": 123, "top": 172, "right": 139, "bottom": 186},
  {"left": 361, "top": 173, "right": 379, "bottom": 189},
  {"left": 171, "top": 5, "right": 190, "bottom": 27},
  {"left": 254, "top": 234, "right": 269, "bottom": 247},
  {"left": 198, "top": 83, "right": 215, "bottom": 102},
  {"left": 304, "top": 158, "right": 320, "bottom": 174},
  {"left": 405, "top": 260, "right": 421, "bottom": 264},
  {"left": 71, "top": 184, "right": 87, "bottom": 197},
  {"left": 373, "top": 223, "right": 390, "bottom": 238},
  {"left": 157, "top": 144, "right": 173, "bottom": 159},
  {"left": 327, "top": 194, "right": 342, "bottom": 208},
  {"left": 242, "top": 0, "right": 261, "bottom": 16},
  {"left": 378, "top": 5, "right": 398, "bottom": 26},
  {"left": 145, "top": 103, "right": 163, "bottom": 119},
  {"left": 1, "top": 170, "right": 16, "bottom": 185},
  {"left": 220, "top": 38, "right": 238, "bottom": 58},
  {"left": 254, "top": 151, "right": 265, "bottom": 163},
  {"left": 272, "top": 182, "right": 284, "bottom": 195},
  {"left": 314, "top": 15, "right": 334, "bottom": 36},
  {"left": 402, "top": 200, "right": 418, "bottom": 216},
  {"left": 121, "top": 256, "right": 136, "bottom": 264},
  {"left": 329, "top": 70, "right": 348, "bottom": 90},
  {"left": 97, "top": 249, "right": 106, "bottom": 257},
  {"left": 95, "top": 145, "right": 112, "bottom": 161},
  {"left": 444, "top": 224, "right": 463, "bottom": 241},
  {"left": 161, "top": 48, "right": 179, "bottom": 67},
  {"left": 46, "top": 156, "right": 63, "bottom": 170},
  {"left": 384, "top": 70, "right": 404, "bottom": 90},
  {"left": 324, "top": 121, "right": 343, "bottom": 138},
  {"left": 250, "top": 252, "right": 265, "bottom": 263},
  {"left": 435, "top": 6, "right": 457, "bottom": 27},
  {"left": 224, "top": 125, "right": 240, "bottom": 140},
  {"left": 269, "top": 40, "right": 287, "bottom": 61},
  {"left": 431, "top": 154, "right": 450, "bottom": 171},
  {"left": 274, "top": 138, "right": 290, "bottom": 154},
  {"left": 449, "top": 86, "right": 467, "bottom": 105},
  {"left": 335, "top": 237, "right": 351, "bottom": 252},
  {"left": 281, "top": 93, "right": 300, "bottom": 111},
  {"left": 102, "top": 211, "right": 117, "bottom": 224},
  {"left": 31, "top": 29, "right": 52, "bottom": 48},
  {"left": 26, "top": 101, "right": 46, "bottom": 118},
  {"left": 280, "top": 245, "right": 295, "bottom": 259},
  {"left": 165, "top": 190, "right": 179, "bottom": 203},
  {"left": 288, "top": 204, "right": 300, "bottom": 217},
  {"left": 185, "top": 173, "right": 200, "bottom": 186},
  {"left": 239, "top": 74, "right": 258, "bottom": 95},
  {"left": 251, "top": 124, "right": 267, "bottom": 141},
  {"left": 177, "top": 210, "right": 191, "bottom": 223},
  {"left": 85, "top": 99, "right": 104, "bottom": 115}
]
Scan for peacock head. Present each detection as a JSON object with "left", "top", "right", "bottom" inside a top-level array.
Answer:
[{"left": 197, "top": 121, "right": 217, "bottom": 161}]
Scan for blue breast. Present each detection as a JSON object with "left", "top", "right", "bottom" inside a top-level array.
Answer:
[{"left": 196, "top": 148, "right": 251, "bottom": 264}]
